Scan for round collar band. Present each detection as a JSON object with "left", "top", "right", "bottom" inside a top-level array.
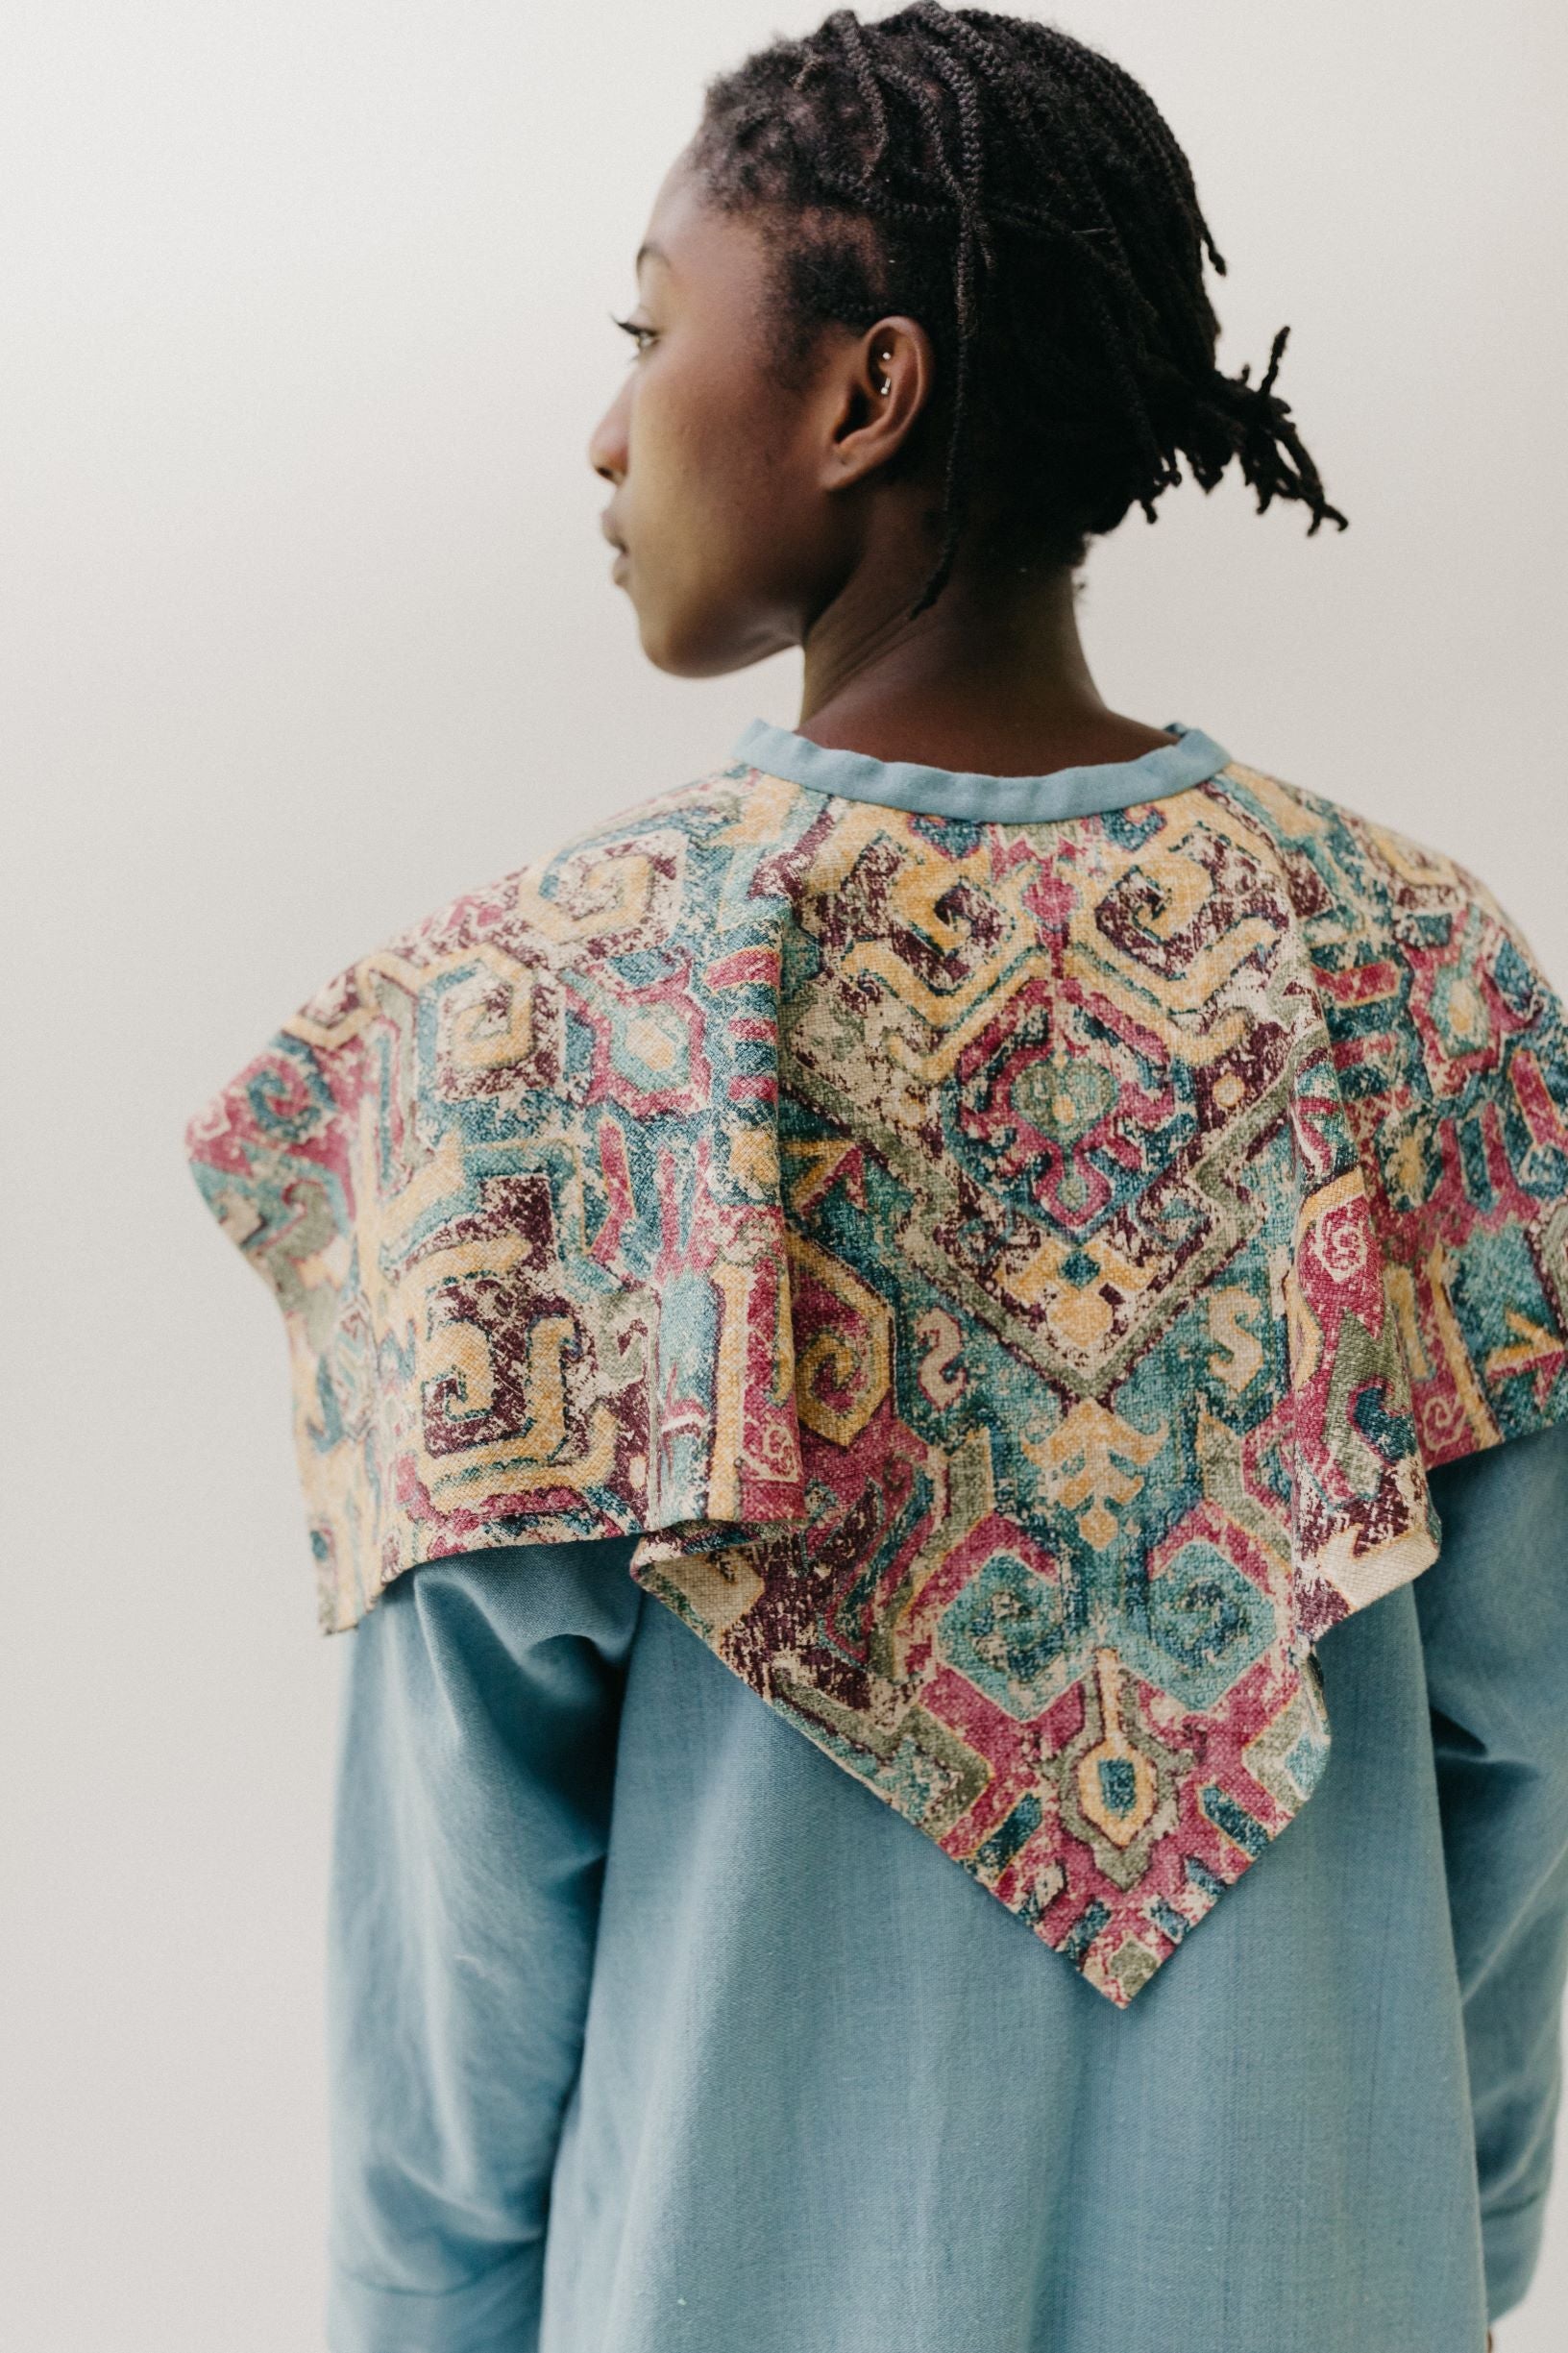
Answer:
[{"left": 727, "top": 715, "right": 1232, "bottom": 822}]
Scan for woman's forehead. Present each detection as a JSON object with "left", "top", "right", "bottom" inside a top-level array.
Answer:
[{"left": 635, "top": 156, "right": 762, "bottom": 291}]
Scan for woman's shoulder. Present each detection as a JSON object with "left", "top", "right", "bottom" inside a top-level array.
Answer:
[
  {"left": 282, "top": 761, "right": 813, "bottom": 1049},
  {"left": 1201, "top": 752, "right": 1565, "bottom": 1098},
  {"left": 1200, "top": 751, "right": 1568, "bottom": 1463},
  {"left": 1204, "top": 754, "right": 1527, "bottom": 959}
]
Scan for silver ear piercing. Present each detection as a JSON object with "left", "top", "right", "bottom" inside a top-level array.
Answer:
[{"left": 876, "top": 348, "right": 893, "bottom": 394}]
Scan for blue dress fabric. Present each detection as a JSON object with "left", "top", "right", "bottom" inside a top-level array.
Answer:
[{"left": 320, "top": 724, "right": 1568, "bottom": 2352}]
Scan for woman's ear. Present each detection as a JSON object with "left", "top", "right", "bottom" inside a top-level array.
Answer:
[{"left": 821, "top": 315, "right": 935, "bottom": 490}]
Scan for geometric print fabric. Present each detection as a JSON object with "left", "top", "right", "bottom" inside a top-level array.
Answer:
[{"left": 185, "top": 751, "right": 1568, "bottom": 2002}]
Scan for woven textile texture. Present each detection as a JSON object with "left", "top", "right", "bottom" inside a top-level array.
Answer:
[{"left": 186, "top": 752, "right": 1568, "bottom": 2003}]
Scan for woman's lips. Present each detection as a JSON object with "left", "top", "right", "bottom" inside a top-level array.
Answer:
[{"left": 611, "top": 548, "right": 629, "bottom": 580}]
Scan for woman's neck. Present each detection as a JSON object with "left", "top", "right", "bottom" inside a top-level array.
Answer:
[{"left": 796, "top": 548, "right": 1173, "bottom": 774}]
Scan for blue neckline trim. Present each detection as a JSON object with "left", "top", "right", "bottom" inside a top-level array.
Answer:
[{"left": 727, "top": 715, "right": 1232, "bottom": 821}]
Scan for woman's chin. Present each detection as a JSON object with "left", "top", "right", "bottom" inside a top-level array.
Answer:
[
  {"left": 623, "top": 580, "right": 770, "bottom": 680},
  {"left": 631, "top": 604, "right": 711, "bottom": 678}
]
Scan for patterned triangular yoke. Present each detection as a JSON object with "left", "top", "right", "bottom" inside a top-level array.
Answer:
[{"left": 185, "top": 721, "right": 1568, "bottom": 2004}]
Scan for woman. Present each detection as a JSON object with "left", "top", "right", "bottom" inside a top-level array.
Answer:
[{"left": 185, "top": 10, "right": 1567, "bottom": 2348}]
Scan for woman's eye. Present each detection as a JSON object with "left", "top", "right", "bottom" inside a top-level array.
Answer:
[{"left": 609, "top": 312, "right": 656, "bottom": 356}]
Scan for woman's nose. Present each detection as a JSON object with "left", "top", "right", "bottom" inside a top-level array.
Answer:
[{"left": 587, "top": 389, "right": 630, "bottom": 485}]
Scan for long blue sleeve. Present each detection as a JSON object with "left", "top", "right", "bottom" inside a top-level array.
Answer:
[
  {"left": 1417, "top": 1421, "right": 1568, "bottom": 2324},
  {"left": 320, "top": 1434, "right": 1568, "bottom": 2353},
  {"left": 324, "top": 1534, "right": 643, "bottom": 2353}
]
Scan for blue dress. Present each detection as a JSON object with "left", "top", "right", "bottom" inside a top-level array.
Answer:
[{"left": 315, "top": 725, "right": 1568, "bottom": 2352}]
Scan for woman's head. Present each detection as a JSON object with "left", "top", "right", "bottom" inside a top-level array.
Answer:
[{"left": 588, "top": 3, "right": 1345, "bottom": 677}]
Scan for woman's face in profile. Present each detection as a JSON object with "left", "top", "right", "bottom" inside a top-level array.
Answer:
[{"left": 588, "top": 146, "right": 892, "bottom": 680}]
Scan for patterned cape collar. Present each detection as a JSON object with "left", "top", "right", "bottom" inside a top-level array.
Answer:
[
  {"left": 727, "top": 715, "right": 1233, "bottom": 823},
  {"left": 185, "top": 738, "right": 1568, "bottom": 2005}
]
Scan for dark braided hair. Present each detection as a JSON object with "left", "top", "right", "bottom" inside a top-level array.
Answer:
[{"left": 688, "top": 3, "right": 1347, "bottom": 620}]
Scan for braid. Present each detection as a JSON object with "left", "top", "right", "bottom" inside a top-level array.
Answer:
[{"left": 689, "top": 2, "right": 1347, "bottom": 620}]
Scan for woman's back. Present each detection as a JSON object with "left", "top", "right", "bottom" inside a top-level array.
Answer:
[
  {"left": 325, "top": 1417, "right": 1568, "bottom": 2353},
  {"left": 192, "top": 718, "right": 1568, "bottom": 2349}
]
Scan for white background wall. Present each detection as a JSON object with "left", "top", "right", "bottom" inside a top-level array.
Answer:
[{"left": 3, "top": 4, "right": 1564, "bottom": 2345}]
